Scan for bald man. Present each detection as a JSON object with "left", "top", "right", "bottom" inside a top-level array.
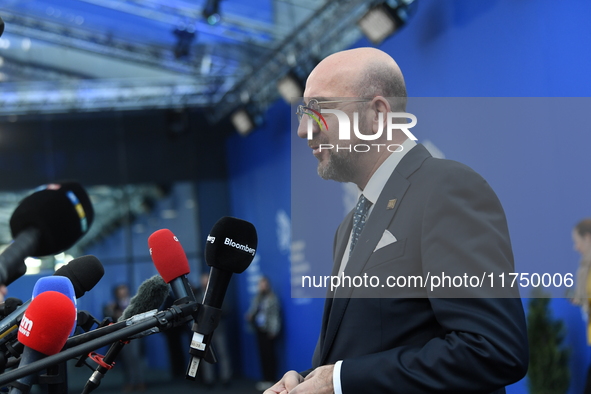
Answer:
[{"left": 265, "top": 48, "right": 528, "bottom": 394}]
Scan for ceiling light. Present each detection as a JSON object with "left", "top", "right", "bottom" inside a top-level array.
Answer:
[
  {"left": 21, "top": 38, "right": 31, "bottom": 51},
  {"left": 202, "top": 0, "right": 221, "bottom": 25},
  {"left": 25, "top": 257, "right": 42, "bottom": 275},
  {"left": 231, "top": 108, "right": 256, "bottom": 136},
  {"left": 358, "top": 0, "right": 416, "bottom": 45},
  {"left": 277, "top": 72, "right": 305, "bottom": 104}
]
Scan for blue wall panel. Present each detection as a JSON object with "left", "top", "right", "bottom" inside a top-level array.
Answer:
[
  {"left": 225, "top": 0, "right": 591, "bottom": 392},
  {"left": 226, "top": 100, "right": 325, "bottom": 380}
]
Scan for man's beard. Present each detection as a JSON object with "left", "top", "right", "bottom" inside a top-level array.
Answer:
[
  {"left": 317, "top": 147, "right": 359, "bottom": 183},
  {"left": 315, "top": 110, "right": 368, "bottom": 183}
]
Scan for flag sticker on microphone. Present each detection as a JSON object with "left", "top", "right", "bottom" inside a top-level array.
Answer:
[
  {"left": 66, "top": 190, "right": 88, "bottom": 233},
  {"left": 224, "top": 237, "right": 256, "bottom": 256}
]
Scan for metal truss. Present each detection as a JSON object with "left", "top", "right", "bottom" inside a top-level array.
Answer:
[
  {"left": 0, "top": 77, "right": 238, "bottom": 115},
  {"left": 0, "top": 0, "right": 378, "bottom": 117},
  {"left": 207, "top": 0, "right": 375, "bottom": 123},
  {"left": 0, "top": 54, "right": 92, "bottom": 82},
  {"left": 0, "top": 10, "right": 252, "bottom": 75},
  {"left": 0, "top": 9, "right": 261, "bottom": 115},
  {"left": 73, "top": 0, "right": 289, "bottom": 44}
]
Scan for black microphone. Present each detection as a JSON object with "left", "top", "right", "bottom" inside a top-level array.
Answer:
[
  {"left": 81, "top": 275, "right": 169, "bottom": 394},
  {"left": 54, "top": 255, "right": 104, "bottom": 299},
  {"left": 0, "top": 16, "right": 4, "bottom": 38},
  {"left": 0, "top": 256, "right": 104, "bottom": 347},
  {"left": 0, "top": 182, "right": 94, "bottom": 286},
  {"left": 186, "top": 217, "right": 257, "bottom": 379}
]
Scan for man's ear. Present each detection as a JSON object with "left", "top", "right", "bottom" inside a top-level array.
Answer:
[{"left": 371, "top": 96, "right": 391, "bottom": 135}]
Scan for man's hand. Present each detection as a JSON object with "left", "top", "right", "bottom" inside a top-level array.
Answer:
[
  {"left": 263, "top": 370, "right": 304, "bottom": 394},
  {"left": 290, "top": 365, "right": 334, "bottom": 394}
]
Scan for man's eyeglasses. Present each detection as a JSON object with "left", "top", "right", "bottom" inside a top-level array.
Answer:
[{"left": 296, "top": 98, "right": 372, "bottom": 122}]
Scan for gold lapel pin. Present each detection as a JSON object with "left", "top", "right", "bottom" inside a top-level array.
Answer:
[{"left": 387, "top": 199, "right": 397, "bottom": 210}]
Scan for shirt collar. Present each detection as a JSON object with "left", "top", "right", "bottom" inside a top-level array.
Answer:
[{"left": 360, "top": 138, "right": 417, "bottom": 205}]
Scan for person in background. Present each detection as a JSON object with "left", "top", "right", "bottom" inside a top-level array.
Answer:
[
  {"left": 246, "top": 276, "right": 281, "bottom": 392},
  {"left": 572, "top": 218, "right": 591, "bottom": 393},
  {"left": 0, "top": 285, "right": 7, "bottom": 303},
  {"left": 103, "top": 283, "right": 147, "bottom": 392}
]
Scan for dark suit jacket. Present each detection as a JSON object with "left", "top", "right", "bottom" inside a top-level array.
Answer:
[{"left": 309, "top": 144, "right": 528, "bottom": 393}]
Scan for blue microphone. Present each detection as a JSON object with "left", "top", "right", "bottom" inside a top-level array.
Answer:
[{"left": 32, "top": 276, "right": 77, "bottom": 336}]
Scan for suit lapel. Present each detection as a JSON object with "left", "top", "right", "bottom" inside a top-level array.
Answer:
[
  {"left": 319, "top": 144, "right": 432, "bottom": 364},
  {"left": 315, "top": 210, "right": 353, "bottom": 366}
]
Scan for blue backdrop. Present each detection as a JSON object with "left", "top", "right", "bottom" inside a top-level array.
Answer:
[{"left": 226, "top": 1, "right": 591, "bottom": 393}]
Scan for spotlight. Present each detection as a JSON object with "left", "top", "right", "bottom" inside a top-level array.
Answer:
[
  {"left": 358, "top": 0, "right": 416, "bottom": 45},
  {"left": 231, "top": 107, "right": 257, "bottom": 136},
  {"left": 173, "top": 23, "right": 196, "bottom": 59},
  {"left": 277, "top": 71, "right": 305, "bottom": 104},
  {"left": 202, "top": 0, "right": 221, "bottom": 25}
]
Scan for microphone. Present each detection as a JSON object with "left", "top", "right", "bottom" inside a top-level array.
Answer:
[
  {"left": 30, "top": 276, "right": 77, "bottom": 393},
  {"left": 0, "top": 255, "right": 104, "bottom": 347},
  {"left": 203, "top": 216, "right": 257, "bottom": 302},
  {"left": 148, "top": 229, "right": 195, "bottom": 303},
  {"left": 81, "top": 275, "right": 169, "bottom": 394},
  {"left": 1, "top": 277, "right": 78, "bottom": 366},
  {"left": 32, "top": 276, "right": 77, "bottom": 336},
  {"left": 186, "top": 217, "right": 257, "bottom": 379},
  {"left": 0, "top": 16, "right": 4, "bottom": 38},
  {"left": 118, "top": 275, "right": 169, "bottom": 321},
  {"left": 0, "top": 292, "right": 199, "bottom": 388},
  {"left": 10, "top": 291, "right": 76, "bottom": 394},
  {"left": 0, "top": 182, "right": 94, "bottom": 286},
  {"left": 54, "top": 255, "right": 104, "bottom": 299}
]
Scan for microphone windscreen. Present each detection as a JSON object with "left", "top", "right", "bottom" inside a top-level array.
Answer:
[
  {"left": 9, "top": 182, "right": 94, "bottom": 256},
  {"left": 54, "top": 255, "right": 104, "bottom": 298},
  {"left": 18, "top": 291, "right": 76, "bottom": 355},
  {"left": 148, "top": 229, "right": 190, "bottom": 283},
  {"left": 119, "top": 275, "right": 170, "bottom": 321},
  {"left": 205, "top": 217, "right": 257, "bottom": 273},
  {"left": 33, "top": 276, "right": 76, "bottom": 304},
  {"left": 33, "top": 276, "right": 77, "bottom": 336}
]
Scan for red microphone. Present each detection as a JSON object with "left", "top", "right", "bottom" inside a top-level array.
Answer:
[
  {"left": 12, "top": 291, "right": 76, "bottom": 393},
  {"left": 148, "top": 229, "right": 194, "bottom": 302}
]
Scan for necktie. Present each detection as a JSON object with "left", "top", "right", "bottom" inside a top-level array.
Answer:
[{"left": 349, "top": 194, "right": 372, "bottom": 257}]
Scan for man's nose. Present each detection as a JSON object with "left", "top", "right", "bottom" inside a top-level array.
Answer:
[{"left": 296, "top": 117, "right": 318, "bottom": 139}]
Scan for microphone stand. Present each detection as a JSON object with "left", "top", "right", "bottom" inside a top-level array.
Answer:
[
  {"left": 42, "top": 312, "right": 106, "bottom": 394},
  {"left": 0, "top": 301, "right": 198, "bottom": 388},
  {"left": 186, "top": 303, "right": 222, "bottom": 380},
  {"left": 41, "top": 362, "right": 68, "bottom": 394}
]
